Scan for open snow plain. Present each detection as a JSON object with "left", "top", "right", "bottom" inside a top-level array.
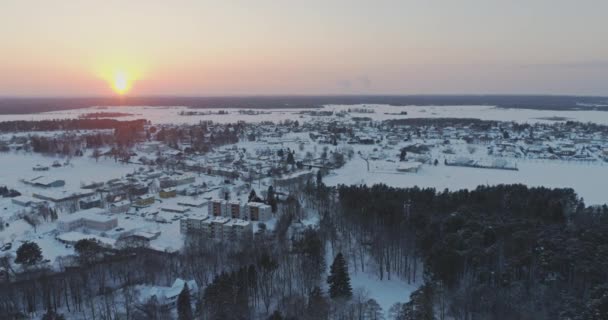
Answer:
[{"left": 5, "top": 103, "right": 608, "bottom": 124}]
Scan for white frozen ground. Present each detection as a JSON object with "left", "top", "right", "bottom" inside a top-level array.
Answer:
[
  {"left": 2, "top": 104, "right": 608, "bottom": 317},
  {"left": 0, "top": 152, "right": 139, "bottom": 191},
  {"left": 4, "top": 103, "right": 608, "bottom": 124},
  {"left": 326, "top": 157, "right": 608, "bottom": 206},
  {"left": 324, "top": 244, "right": 422, "bottom": 316}
]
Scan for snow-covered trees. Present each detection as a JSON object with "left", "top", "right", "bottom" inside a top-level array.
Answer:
[
  {"left": 74, "top": 238, "right": 103, "bottom": 265},
  {"left": 306, "top": 287, "right": 330, "bottom": 320},
  {"left": 177, "top": 283, "right": 193, "bottom": 320},
  {"left": 327, "top": 252, "right": 352, "bottom": 300},
  {"left": 14, "top": 241, "right": 42, "bottom": 266}
]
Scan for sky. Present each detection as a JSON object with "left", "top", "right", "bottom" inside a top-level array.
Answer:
[{"left": 1, "top": 0, "right": 607, "bottom": 96}]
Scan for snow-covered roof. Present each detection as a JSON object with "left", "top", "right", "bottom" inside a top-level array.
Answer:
[
  {"left": 57, "top": 208, "right": 112, "bottom": 223},
  {"left": 136, "top": 278, "right": 198, "bottom": 305},
  {"left": 56, "top": 231, "right": 116, "bottom": 246}
]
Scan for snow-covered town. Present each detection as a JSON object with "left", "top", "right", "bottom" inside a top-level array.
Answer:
[
  {"left": 1, "top": 103, "right": 608, "bottom": 319},
  {"left": 3, "top": 2, "right": 608, "bottom": 318}
]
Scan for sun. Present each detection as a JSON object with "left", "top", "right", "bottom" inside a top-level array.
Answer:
[{"left": 111, "top": 71, "right": 132, "bottom": 95}]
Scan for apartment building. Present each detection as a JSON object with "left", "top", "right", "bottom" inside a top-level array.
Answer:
[
  {"left": 180, "top": 215, "right": 252, "bottom": 242},
  {"left": 207, "top": 199, "right": 227, "bottom": 217},
  {"left": 245, "top": 202, "right": 272, "bottom": 221}
]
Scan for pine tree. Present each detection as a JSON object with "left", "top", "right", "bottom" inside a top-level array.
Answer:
[
  {"left": 327, "top": 252, "right": 352, "bottom": 300},
  {"left": 267, "top": 186, "right": 277, "bottom": 213},
  {"left": 249, "top": 189, "right": 258, "bottom": 202},
  {"left": 177, "top": 283, "right": 193, "bottom": 320}
]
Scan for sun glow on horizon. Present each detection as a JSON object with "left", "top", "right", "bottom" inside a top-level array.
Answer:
[
  {"left": 95, "top": 61, "right": 144, "bottom": 96},
  {"left": 110, "top": 71, "right": 132, "bottom": 95}
]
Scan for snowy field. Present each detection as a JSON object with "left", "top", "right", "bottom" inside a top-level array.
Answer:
[
  {"left": 3, "top": 104, "right": 608, "bottom": 125},
  {"left": 326, "top": 157, "right": 608, "bottom": 205},
  {"left": 0, "top": 152, "right": 141, "bottom": 194}
]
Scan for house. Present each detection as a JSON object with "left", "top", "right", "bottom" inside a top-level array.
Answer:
[
  {"left": 129, "top": 183, "right": 149, "bottom": 196},
  {"left": 134, "top": 194, "right": 155, "bottom": 207},
  {"left": 396, "top": 162, "right": 422, "bottom": 173},
  {"left": 136, "top": 279, "right": 198, "bottom": 309},
  {"left": 173, "top": 174, "right": 195, "bottom": 186},
  {"left": 79, "top": 195, "right": 102, "bottom": 210},
  {"left": 159, "top": 176, "right": 177, "bottom": 189},
  {"left": 25, "top": 176, "right": 66, "bottom": 188},
  {"left": 161, "top": 205, "right": 190, "bottom": 214},
  {"left": 159, "top": 187, "right": 176, "bottom": 198},
  {"left": 57, "top": 208, "right": 118, "bottom": 232},
  {"left": 11, "top": 195, "right": 45, "bottom": 207},
  {"left": 109, "top": 199, "right": 131, "bottom": 213},
  {"left": 177, "top": 199, "right": 206, "bottom": 208},
  {"left": 33, "top": 190, "right": 95, "bottom": 213}
]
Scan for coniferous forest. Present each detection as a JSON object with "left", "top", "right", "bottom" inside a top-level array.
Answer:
[{"left": 335, "top": 184, "right": 608, "bottom": 319}]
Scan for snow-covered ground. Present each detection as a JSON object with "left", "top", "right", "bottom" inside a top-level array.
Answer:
[
  {"left": 2, "top": 103, "right": 608, "bottom": 317},
  {"left": 349, "top": 271, "right": 420, "bottom": 315},
  {"left": 0, "top": 152, "right": 141, "bottom": 193},
  {"left": 325, "top": 244, "right": 422, "bottom": 317},
  {"left": 326, "top": 156, "right": 608, "bottom": 205},
  {"left": 4, "top": 104, "right": 608, "bottom": 125}
]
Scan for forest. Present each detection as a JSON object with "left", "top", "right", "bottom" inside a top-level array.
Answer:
[
  {"left": 335, "top": 184, "right": 608, "bottom": 319},
  {"left": 0, "top": 182, "right": 606, "bottom": 319},
  {"left": 0, "top": 119, "right": 148, "bottom": 133}
]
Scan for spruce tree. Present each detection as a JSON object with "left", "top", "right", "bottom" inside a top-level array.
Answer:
[
  {"left": 248, "top": 189, "right": 258, "bottom": 202},
  {"left": 327, "top": 252, "right": 352, "bottom": 299},
  {"left": 267, "top": 185, "right": 277, "bottom": 213},
  {"left": 177, "top": 283, "right": 193, "bottom": 320}
]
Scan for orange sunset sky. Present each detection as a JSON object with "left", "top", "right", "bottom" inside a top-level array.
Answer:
[{"left": 1, "top": 0, "right": 607, "bottom": 96}]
